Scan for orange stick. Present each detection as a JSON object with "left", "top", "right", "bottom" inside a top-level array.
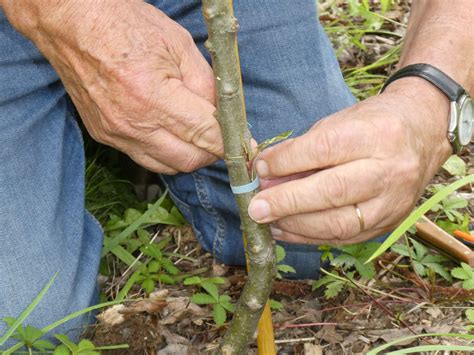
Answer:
[{"left": 454, "top": 230, "right": 474, "bottom": 243}]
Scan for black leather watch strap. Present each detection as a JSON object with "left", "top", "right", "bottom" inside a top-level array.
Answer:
[{"left": 380, "top": 63, "right": 466, "bottom": 101}]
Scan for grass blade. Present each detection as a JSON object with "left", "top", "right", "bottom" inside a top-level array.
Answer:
[
  {"left": 387, "top": 345, "right": 474, "bottom": 354},
  {"left": 0, "top": 273, "right": 57, "bottom": 346},
  {"left": 94, "top": 344, "right": 130, "bottom": 351},
  {"left": 101, "top": 190, "right": 168, "bottom": 256},
  {"left": 367, "top": 174, "right": 474, "bottom": 263},
  {"left": 3, "top": 300, "right": 122, "bottom": 354},
  {"left": 116, "top": 270, "right": 142, "bottom": 302},
  {"left": 367, "top": 332, "right": 474, "bottom": 354}
]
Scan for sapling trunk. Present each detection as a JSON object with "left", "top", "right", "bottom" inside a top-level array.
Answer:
[{"left": 202, "top": 1, "right": 276, "bottom": 353}]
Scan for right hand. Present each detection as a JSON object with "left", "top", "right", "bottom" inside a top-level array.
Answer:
[{"left": 4, "top": 1, "right": 223, "bottom": 174}]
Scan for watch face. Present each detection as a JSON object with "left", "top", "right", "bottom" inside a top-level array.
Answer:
[{"left": 458, "top": 96, "right": 473, "bottom": 146}]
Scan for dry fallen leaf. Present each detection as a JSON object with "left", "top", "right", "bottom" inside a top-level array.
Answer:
[
  {"left": 120, "top": 298, "right": 167, "bottom": 315},
  {"left": 96, "top": 304, "right": 126, "bottom": 326},
  {"left": 304, "top": 342, "right": 323, "bottom": 355},
  {"left": 160, "top": 296, "right": 206, "bottom": 325},
  {"left": 426, "top": 307, "right": 443, "bottom": 319}
]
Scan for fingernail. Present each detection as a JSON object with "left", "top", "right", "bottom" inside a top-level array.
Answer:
[
  {"left": 256, "top": 160, "right": 269, "bottom": 178},
  {"left": 270, "top": 227, "right": 282, "bottom": 236},
  {"left": 248, "top": 199, "right": 271, "bottom": 221}
]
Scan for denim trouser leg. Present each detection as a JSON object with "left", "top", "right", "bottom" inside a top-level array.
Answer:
[
  {"left": 158, "top": 0, "right": 356, "bottom": 279},
  {"left": 0, "top": 0, "right": 356, "bottom": 344},
  {"left": 0, "top": 12, "right": 103, "bottom": 345}
]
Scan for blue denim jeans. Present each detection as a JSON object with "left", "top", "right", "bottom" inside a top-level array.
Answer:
[{"left": 0, "top": 0, "right": 355, "bottom": 344}]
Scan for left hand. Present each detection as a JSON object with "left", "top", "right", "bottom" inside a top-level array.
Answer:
[{"left": 248, "top": 79, "right": 452, "bottom": 245}]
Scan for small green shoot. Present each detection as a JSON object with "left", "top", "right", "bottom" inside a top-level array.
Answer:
[
  {"left": 391, "top": 238, "right": 451, "bottom": 281},
  {"left": 275, "top": 245, "right": 296, "bottom": 279},
  {"left": 269, "top": 299, "right": 284, "bottom": 311},
  {"left": 451, "top": 262, "right": 474, "bottom": 289},
  {"left": 257, "top": 130, "right": 292, "bottom": 152},
  {"left": 318, "top": 245, "right": 334, "bottom": 263}
]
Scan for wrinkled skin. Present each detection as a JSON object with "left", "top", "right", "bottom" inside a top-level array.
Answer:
[
  {"left": 248, "top": 80, "right": 452, "bottom": 245},
  {"left": 4, "top": 1, "right": 223, "bottom": 174}
]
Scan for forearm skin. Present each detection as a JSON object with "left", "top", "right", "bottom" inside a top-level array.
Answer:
[{"left": 400, "top": 0, "right": 474, "bottom": 93}]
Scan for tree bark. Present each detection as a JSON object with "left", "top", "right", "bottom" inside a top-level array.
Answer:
[{"left": 202, "top": 1, "right": 276, "bottom": 354}]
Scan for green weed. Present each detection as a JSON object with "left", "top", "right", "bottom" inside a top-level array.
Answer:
[
  {"left": 191, "top": 286, "right": 235, "bottom": 326},
  {"left": 451, "top": 262, "right": 474, "bottom": 289},
  {"left": 275, "top": 245, "right": 296, "bottom": 279},
  {"left": 391, "top": 237, "right": 451, "bottom": 281}
]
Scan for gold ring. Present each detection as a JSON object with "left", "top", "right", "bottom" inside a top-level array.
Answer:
[{"left": 355, "top": 204, "right": 365, "bottom": 233}]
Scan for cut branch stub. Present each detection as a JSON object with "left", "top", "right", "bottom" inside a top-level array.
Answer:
[{"left": 202, "top": 1, "right": 276, "bottom": 354}]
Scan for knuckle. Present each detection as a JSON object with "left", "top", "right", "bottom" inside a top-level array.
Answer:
[
  {"left": 178, "top": 153, "right": 203, "bottom": 173},
  {"left": 311, "top": 128, "right": 336, "bottom": 166},
  {"left": 280, "top": 189, "right": 302, "bottom": 216},
  {"left": 372, "top": 160, "right": 389, "bottom": 195},
  {"left": 277, "top": 138, "right": 297, "bottom": 169},
  {"left": 323, "top": 172, "right": 348, "bottom": 205},
  {"left": 102, "top": 114, "right": 129, "bottom": 138},
  {"left": 278, "top": 217, "right": 298, "bottom": 234},
  {"left": 186, "top": 120, "right": 216, "bottom": 147},
  {"left": 326, "top": 213, "right": 352, "bottom": 241}
]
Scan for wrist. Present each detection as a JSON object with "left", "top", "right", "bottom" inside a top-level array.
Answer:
[
  {"left": 382, "top": 77, "right": 450, "bottom": 130},
  {"left": 382, "top": 77, "right": 452, "bottom": 172}
]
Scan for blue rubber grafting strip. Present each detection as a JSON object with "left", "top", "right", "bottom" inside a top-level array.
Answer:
[{"left": 230, "top": 176, "right": 260, "bottom": 194}]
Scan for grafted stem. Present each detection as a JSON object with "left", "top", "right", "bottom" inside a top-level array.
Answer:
[{"left": 202, "top": 1, "right": 276, "bottom": 353}]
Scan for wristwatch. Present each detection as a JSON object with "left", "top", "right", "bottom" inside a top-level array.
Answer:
[{"left": 380, "top": 63, "right": 473, "bottom": 154}]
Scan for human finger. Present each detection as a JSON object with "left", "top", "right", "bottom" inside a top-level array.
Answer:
[
  {"left": 249, "top": 159, "right": 386, "bottom": 223},
  {"left": 255, "top": 116, "right": 377, "bottom": 179},
  {"left": 271, "top": 226, "right": 388, "bottom": 246},
  {"left": 272, "top": 203, "right": 392, "bottom": 245},
  {"left": 276, "top": 204, "right": 371, "bottom": 241},
  {"left": 158, "top": 78, "right": 224, "bottom": 158},
  {"left": 126, "top": 152, "right": 178, "bottom": 175},
  {"left": 134, "top": 128, "right": 218, "bottom": 173},
  {"left": 259, "top": 171, "right": 315, "bottom": 190}
]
